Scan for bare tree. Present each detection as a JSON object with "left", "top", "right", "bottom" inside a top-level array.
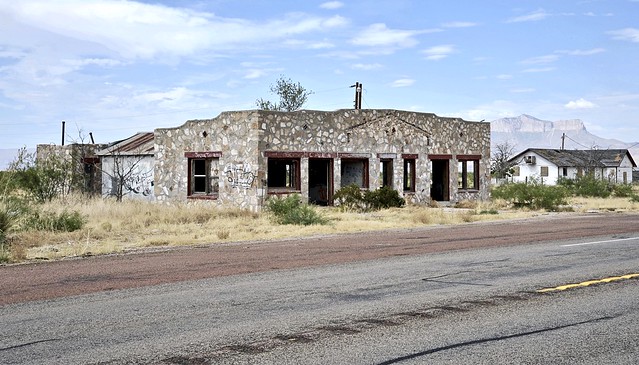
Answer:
[
  {"left": 100, "top": 147, "right": 152, "bottom": 202},
  {"left": 491, "top": 141, "right": 516, "bottom": 181},
  {"left": 256, "top": 76, "right": 313, "bottom": 112}
]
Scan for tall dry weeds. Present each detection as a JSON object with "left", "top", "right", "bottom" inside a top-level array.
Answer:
[{"left": 10, "top": 192, "right": 639, "bottom": 262}]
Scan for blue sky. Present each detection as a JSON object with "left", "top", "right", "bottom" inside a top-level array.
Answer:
[{"left": 1, "top": 0, "right": 638, "bottom": 149}]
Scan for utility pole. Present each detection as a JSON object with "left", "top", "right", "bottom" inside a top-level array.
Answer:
[
  {"left": 350, "top": 82, "right": 362, "bottom": 109},
  {"left": 61, "top": 120, "right": 66, "bottom": 146},
  {"left": 561, "top": 133, "right": 565, "bottom": 150}
]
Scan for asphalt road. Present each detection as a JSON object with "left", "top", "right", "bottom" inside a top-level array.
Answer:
[{"left": 1, "top": 213, "right": 638, "bottom": 364}]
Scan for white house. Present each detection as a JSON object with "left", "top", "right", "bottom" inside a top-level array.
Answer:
[
  {"left": 96, "top": 132, "right": 155, "bottom": 200},
  {"left": 508, "top": 148, "right": 636, "bottom": 185}
]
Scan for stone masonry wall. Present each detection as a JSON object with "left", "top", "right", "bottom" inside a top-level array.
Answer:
[
  {"left": 259, "top": 109, "right": 491, "bottom": 204},
  {"left": 154, "top": 109, "right": 491, "bottom": 211},
  {"left": 154, "top": 111, "right": 264, "bottom": 210}
]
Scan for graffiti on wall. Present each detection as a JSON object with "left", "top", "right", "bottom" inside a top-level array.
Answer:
[
  {"left": 225, "top": 163, "right": 256, "bottom": 189},
  {"left": 127, "top": 169, "right": 154, "bottom": 196}
]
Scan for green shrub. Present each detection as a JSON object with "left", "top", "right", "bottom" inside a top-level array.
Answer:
[
  {"left": 334, "top": 185, "right": 405, "bottom": 212},
  {"left": 266, "top": 194, "right": 328, "bottom": 226},
  {"left": 333, "top": 184, "right": 365, "bottom": 211},
  {"left": 630, "top": 194, "right": 639, "bottom": 203},
  {"left": 22, "top": 209, "right": 85, "bottom": 232},
  {"left": 613, "top": 184, "right": 634, "bottom": 198},
  {"left": 0, "top": 208, "right": 11, "bottom": 244},
  {"left": 558, "top": 175, "right": 611, "bottom": 198},
  {"left": 364, "top": 186, "right": 405, "bottom": 210},
  {"left": 492, "top": 181, "right": 568, "bottom": 211}
]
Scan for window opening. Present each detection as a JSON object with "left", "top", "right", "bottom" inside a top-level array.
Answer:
[
  {"left": 458, "top": 159, "right": 479, "bottom": 190},
  {"left": 403, "top": 159, "right": 416, "bottom": 192},
  {"left": 341, "top": 159, "right": 369, "bottom": 188},
  {"left": 380, "top": 159, "right": 393, "bottom": 188},
  {"left": 267, "top": 158, "right": 300, "bottom": 191},
  {"left": 188, "top": 157, "right": 219, "bottom": 197}
]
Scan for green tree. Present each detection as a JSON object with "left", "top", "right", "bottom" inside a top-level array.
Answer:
[
  {"left": 10, "top": 147, "right": 73, "bottom": 203},
  {"left": 256, "top": 76, "right": 313, "bottom": 112}
]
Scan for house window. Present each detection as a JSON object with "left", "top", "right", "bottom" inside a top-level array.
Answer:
[
  {"left": 562, "top": 167, "right": 568, "bottom": 177},
  {"left": 267, "top": 158, "right": 300, "bottom": 191},
  {"left": 458, "top": 159, "right": 479, "bottom": 190},
  {"left": 513, "top": 166, "right": 520, "bottom": 177},
  {"left": 341, "top": 159, "right": 369, "bottom": 188},
  {"left": 186, "top": 152, "right": 221, "bottom": 199},
  {"left": 380, "top": 159, "right": 393, "bottom": 188},
  {"left": 403, "top": 158, "right": 416, "bottom": 192},
  {"left": 540, "top": 166, "right": 549, "bottom": 177}
]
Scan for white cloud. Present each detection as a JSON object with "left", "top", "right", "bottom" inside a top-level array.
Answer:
[
  {"left": 510, "top": 88, "right": 535, "bottom": 93},
  {"left": 557, "top": 48, "right": 605, "bottom": 56},
  {"left": 496, "top": 74, "right": 512, "bottom": 80},
  {"left": 422, "top": 45, "right": 455, "bottom": 60},
  {"left": 522, "top": 67, "right": 555, "bottom": 73},
  {"left": 320, "top": 1, "right": 344, "bottom": 10},
  {"left": 461, "top": 100, "right": 521, "bottom": 122},
  {"left": 63, "top": 58, "right": 124, "bottom": 68},
  {"left": 352, "top": 63, "right": 383, "bottom": 70},
  {"left": 506, "top": 9, "right": 549, "bottom": 23},
  {"left": 2, "top": 1, "right": 349, "bottom": 61},
  {"left": 243, "top": 69, "right": 267, "bottom": 79},
  {"left": 442, "top": 21, "right": 477, "bottom": 28},
  {"left": 565, "top": 98, "right": 596, "bottom": 109},
  {"left": 521, "top": 54, "right": 559, "bottom": 64},
  {"left": 607, "top": 28, "right": 639, "bottom": 43},
  {"left": 351, "top": 23, "right": 437, "bottom": 49},
  {"left": 390, "top": 78, "right": 415, "bottom": 88}
]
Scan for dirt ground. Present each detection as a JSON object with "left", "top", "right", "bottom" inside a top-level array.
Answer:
[{"left": 1, "top": 212, "right": 638, "bottom": 306}]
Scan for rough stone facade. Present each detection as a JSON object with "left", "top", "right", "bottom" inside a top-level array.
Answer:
[{"left": 154, "top": 109, "right": 491, "bottom": 211}]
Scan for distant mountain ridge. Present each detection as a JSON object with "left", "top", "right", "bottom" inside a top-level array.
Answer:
[{"left": 490, "top": 114, "right": 638, "bottom": 162}]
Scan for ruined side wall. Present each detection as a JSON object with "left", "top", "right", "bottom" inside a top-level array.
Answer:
[{"left": 154, "top": 111, "right": 263, "bottom": 210}]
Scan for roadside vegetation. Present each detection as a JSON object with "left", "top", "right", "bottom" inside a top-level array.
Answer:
[
  {"left": 493, "top": 175, "right": 639, "bottom": 211},
  {"left": 1, "top": 149, "right": 638, "bottom": 264}
]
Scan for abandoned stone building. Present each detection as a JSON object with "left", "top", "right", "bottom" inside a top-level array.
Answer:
[{"left": 154, "top": 109, "right": 491, "bottom": 211}]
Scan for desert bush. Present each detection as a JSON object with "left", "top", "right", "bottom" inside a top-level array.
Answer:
[
  {"left": 334, "top": 185, "right": 404, "bottom": 212},
  {"left": 612, "top": 184, "right": 634, "bottom": 198},
  {"left": 364, "top": 186, "right": 405, "bottom": 210},
  {"left": 22, "top": 209, "right": 85, "bottom": 232},
  {"left": 630, "top": 194, "right": 639, "bottom": 203},
  {"left": 266, "top": 194, "right": 328, "bottom": 226},
  {"left": 333, "top": 184, "right": 365, "bottom": 211},
  {"left": 0, "top": 207, "right": 11, "bottom": 244},
  {"left": 492, "top": 181, "right": 568, "bottom": 211},
  {"left": 9, "top": 148, "right": 74, "bottom": 203},
  {"left": 558, "top": 176, "right": 612, "bottom": 198}
]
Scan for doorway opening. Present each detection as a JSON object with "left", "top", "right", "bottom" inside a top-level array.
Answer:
[
  {"left": 309, "top": 158, "right": 333, "bottom": 205},
  {"left": 430, "top": 159, "right": 449, "bottom": 201}
]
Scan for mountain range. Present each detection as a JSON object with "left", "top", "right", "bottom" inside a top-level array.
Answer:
[
  {"left": 491, "top": 114, "right": 638, "bottom": 162},
  {"left": 1, "top": 114, "right": 637, "bottom": 170}
]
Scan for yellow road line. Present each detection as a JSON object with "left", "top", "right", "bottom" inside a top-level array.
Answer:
[{"left": 537, "top": 273, "right": 639, "bottom": 293}]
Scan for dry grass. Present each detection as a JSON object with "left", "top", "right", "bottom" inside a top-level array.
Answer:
[
  {"left": 5, "top": 192, "right": 639, "bottom": 262},
  {"left": 569, "top": 196, "right": 639, "bottom": 213}
]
